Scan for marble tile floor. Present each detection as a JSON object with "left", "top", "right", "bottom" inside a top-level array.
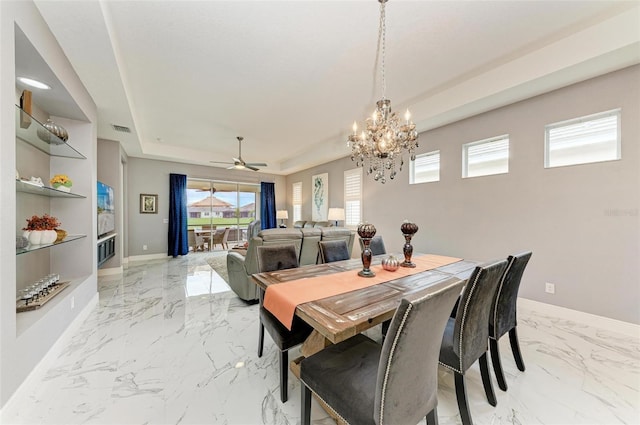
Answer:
[{"left": 2, "top": 253, "right": 639, "bottom": 425}]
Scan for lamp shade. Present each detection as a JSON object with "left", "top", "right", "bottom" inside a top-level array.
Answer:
[
  {"left": 327, "top": 208, "right": 345, "bottom": 221},
  {"left": 276, "top": 210, "right": 289, "bottom": 220}
]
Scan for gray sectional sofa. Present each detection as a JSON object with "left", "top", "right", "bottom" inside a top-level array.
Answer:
[{"left": 226, "top": 227, "right": 355, "bottom": 301}]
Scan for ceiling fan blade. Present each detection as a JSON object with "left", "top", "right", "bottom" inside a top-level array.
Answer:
[
  {"left": 246, "top": 165, "right": 260, "bottom": 171},
  {"left": 232, "top": 157, "right": 241, "bottom": 163},
  {"left": 210, "top": 160, "right": 234, "bottom": 165},
  {"left": 245, "top": 162, "right": 267, "bottom": 167}
]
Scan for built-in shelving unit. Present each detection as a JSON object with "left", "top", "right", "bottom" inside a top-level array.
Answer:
[
  {"left": 16, "top": 234, "right": 86, "bottom": 255},
  {"left": 5, "top": 13, "right": 98, "bottom": 408},
  {"left": 15, "top": 102, "right": 88, "bottom": 317},
  {"left": 16, "top": 179, "right": 86, "bottom": 198},
  {"left": 15, "top": 105, "right": 86, "bottom": 159}
]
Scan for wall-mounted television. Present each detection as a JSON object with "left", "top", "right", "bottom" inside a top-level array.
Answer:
[{"left": 97, "top": 181, "right": 115, "bottom": 238}]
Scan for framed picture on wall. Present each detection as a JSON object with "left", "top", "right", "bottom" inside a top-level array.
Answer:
[
  {"left": 140, "top": 194, "right": 158, "bottom": 214},
  {"left": 312, "top": 173, "right": 328, "bottom": 221}
]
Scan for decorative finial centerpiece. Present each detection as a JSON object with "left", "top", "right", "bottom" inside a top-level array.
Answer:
[
  {"left": 357, "top": 222, "right": 377, "bottom": 277},
  {"left": 400, "top": 220, "right": 419, "bottom": 268}
]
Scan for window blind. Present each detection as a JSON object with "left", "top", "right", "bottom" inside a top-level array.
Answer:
[
  {"left": 292, "top": 182, "right": 302, "bottom": 222},
  {"left": 344, "top": 168, "right": 362, "bottom": 227},
  {"left": 545, "top": 109, "right": 620, "bottom": 168},
  {"left": 410, "top": 150, "right": 440, "bottom": 184},
  {"left": 463, "top": 135, "right": 509, "bottom": 178}
]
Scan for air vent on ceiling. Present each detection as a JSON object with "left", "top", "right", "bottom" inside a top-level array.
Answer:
[{"left": 111, "top": 124, "right": 131, "bottom": 133}]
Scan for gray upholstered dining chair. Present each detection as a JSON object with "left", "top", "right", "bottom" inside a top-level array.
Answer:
[
  {"left": 318, "top": 239, "right": 350, "bottom": 263},
  {"left": 256, "top": 244, "right": 312, "bottom": 403},
  {"left": 489, "top": 251, "right": 532, "bottom": 391},
  {"left": 358, "top": 235, "right": 387, "bottom": 256},
  {"left": 439, "top": 259, "right": 508, "bottom": 425},
  {"left": 300, "top": 277, "right": 465, "bottom": 425}
]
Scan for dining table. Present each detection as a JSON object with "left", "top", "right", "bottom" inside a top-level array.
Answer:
[{"left": 251, "top": 253, "right": 479, "bottom": 376}]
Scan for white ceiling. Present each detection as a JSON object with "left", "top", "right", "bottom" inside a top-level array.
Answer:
[{"left": 32, "top": 0, "right": 640, "bottom": 175}]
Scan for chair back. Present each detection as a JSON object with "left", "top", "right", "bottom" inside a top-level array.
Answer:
[
  {"left": 374, "top": 277, "right": 465, "bottom": 425},
  {"left": 222, "top": 227, "right": 231, "bottom": 244},
  {"left": 318, "top": 240, "right": 350, "bottom": 263},
  {"left": 490, "top": 252, "right": 532, "bottom": 339},
  {"left": 247, "top": 219, "right": 261, "bottom": 239},
  {"left": 256, "top": 244, "right": 299, "bottom": 273},
  {"left": 453, "top": 259, "right": 508, "bottom": 372},
  {"left": 359, "top": 235, "right": 387, "bottom": 256}
]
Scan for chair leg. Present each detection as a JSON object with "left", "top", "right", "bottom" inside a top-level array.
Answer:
[
  {"left": 454, "top": 372, "right": 473, "bottom": 425},
  {"left": 489, "top": 338, "right": 508, "bottom": 391},
  {"left": 509, "top": 328, "right": 526, "bottom": 372},
  {"left": 280, "top": 350, "right": 288, "bottom": 403},
  {"left": 479, "top": 352, "right": 497, "bottom": 407},
  {"left": 426, "top": 407, "right": 438, "bottom": 425},
  {"left": 257, "top": 321, "right": 264, "bottom": 358},
  {"left": 381, "top": 319, "right": 390, "bottom": 338},
  {"left": 301, "top": 384, "right": 312, "bottom": 425}
]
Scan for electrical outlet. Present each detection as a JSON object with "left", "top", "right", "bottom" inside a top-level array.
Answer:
[
  {"left": 545, "top": 282, "right": 555, "bottom": 294},
  {"left": 143, "top": 245, "right": 148, "bottom": 251},
  {"left": 70, "top": 296, "right": 75, "bottom": 309},
  {"left": 163, "top": 218, "right": 169, "bottom": 224}
]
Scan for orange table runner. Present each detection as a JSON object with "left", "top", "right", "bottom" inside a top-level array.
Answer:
[{"left": 263, "top": 254, "right": 462, "bottom": 330}]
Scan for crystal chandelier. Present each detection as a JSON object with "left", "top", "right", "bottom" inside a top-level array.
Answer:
[{"left": 347, "top": 0, "right": 418, "bottom": 184}]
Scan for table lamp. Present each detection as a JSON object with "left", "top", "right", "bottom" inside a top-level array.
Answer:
[
  {"left": 327, "top": 208, "right": 345, "bottom": 227},
  {"left": 276, "top": 210, "right": 289, "bottom": 228}
]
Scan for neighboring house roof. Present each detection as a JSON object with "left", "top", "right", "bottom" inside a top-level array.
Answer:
[
  {"left": 239, "top": 202, "right": 255, "bottom": 211},
  {"left": 188, "top": 196, "right": 233, "bottom": 208}
]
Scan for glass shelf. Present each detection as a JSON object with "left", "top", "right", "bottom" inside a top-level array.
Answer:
[
  {"left": 16, "top": 234, "right": 86, "bottom": 255},
  {"left": 16, "top": 179, "right": 86, "bottom": 198},
  {"left": 15, "top": 105, "right": 86, "bottom": 159}
]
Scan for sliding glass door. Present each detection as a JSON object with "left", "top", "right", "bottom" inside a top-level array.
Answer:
[{"left": 186, "top": 179, "right": 259, "bottom": 249}]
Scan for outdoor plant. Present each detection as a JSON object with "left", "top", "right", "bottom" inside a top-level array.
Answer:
[{"left": 23, "top": 214, "right": 61, "bottom": 231}]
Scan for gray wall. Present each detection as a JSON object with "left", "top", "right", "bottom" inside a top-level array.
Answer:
[
  {"left": 286, "top": 65, "right": 640, "bottom": 324},
  {"left": 97, "top": 139, "right": 123, "bottom": 269},
  {"left": 127, "top": 158, "right": 286, "bottom": 257}
]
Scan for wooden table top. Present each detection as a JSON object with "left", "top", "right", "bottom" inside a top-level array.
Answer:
[{"left": 251, "top": 254, "right": 478, "bottom": 344}]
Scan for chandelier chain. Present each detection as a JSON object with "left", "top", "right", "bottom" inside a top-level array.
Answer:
[{"left": 379, "top": 0, "right": 386, "bottom": 100}]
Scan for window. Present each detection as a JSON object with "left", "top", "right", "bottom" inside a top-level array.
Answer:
[
  {"left": 186, "top": 179, "right": 259, "bottom": 245},
  {"left": 462, "top": 135, "right": 509, "bottom": 178},
  {"left": 292, "top": 182, "right": 302, "bottom": 223},
  {"left": 545, "top": 109, "right": 621, "bottom": 168},
  {"left": 344, "top": 168, "right": 362, "bottom": 227},
  {"left": 410, "top": 150, "right": 440, "bottom": 184}
]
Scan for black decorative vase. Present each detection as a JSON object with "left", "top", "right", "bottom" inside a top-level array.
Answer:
[
  {"left": 357, "top": 222, "right": 377, "bottom": 277},
  {"left": 400, "top": 220, "right": 419, "bottom": 268}
]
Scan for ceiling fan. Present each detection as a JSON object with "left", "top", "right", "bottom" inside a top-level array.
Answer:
[
  {"left": 196, "top": 185, "right": 216, "bottom": 194},
  {"left": 210, "top": 136, "right": 267, "bottom": 171}
]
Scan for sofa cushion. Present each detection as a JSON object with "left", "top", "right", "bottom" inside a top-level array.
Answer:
[
  {"left": 300, "top": 228, "right": 322, "bottom": 266},
  {"left": 313, "top": 221, "right": 331, "bottom": 228}
]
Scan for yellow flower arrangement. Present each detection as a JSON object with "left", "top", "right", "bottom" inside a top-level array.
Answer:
[{"left": 49, "top": 174, "right": 72, "bottom": 188}]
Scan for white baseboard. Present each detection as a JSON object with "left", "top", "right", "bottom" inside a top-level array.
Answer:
[
  {"left": 127, "top": 253, "right": 169, "bottom": 262},
  {"left": 1, "top": 293, "right": 99, "bottom": 413},
  {"left": 98, "top": 266, "right": 123, "bottom": 276},
  {"left": 518, "top": 298, "right": 639, "bottom": 338}
]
